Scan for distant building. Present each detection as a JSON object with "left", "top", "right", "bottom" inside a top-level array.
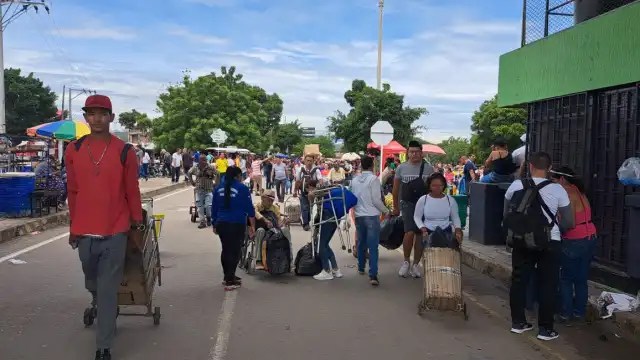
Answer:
[{"left": 301, "top": 127, "right": 316, "bottom": 138}]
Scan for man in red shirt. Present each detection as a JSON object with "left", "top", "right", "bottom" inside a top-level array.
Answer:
[{"left": 65, "top": 94, "right": 143, "bottom": 360}]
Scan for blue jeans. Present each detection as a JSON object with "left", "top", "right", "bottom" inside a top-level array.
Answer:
[
  {"left": 300, "top": 193, "right": 311, "bottom": 226},
  {"left": 141, "top": 163, "right": 149, "bottom": 179},
  {"left": 559, "top": 236, "right": 596, "bottom": 318},
  {"left": 355, "top": 216, "right": 380, "bottom": 277},
  {"left": 195, "top": 188, "right": 213, "bottom": 222},
  {"left": 318, "top": 214, "right": 338, "bottom": 271},
  {"left": 480, "top": 172, "right": 513, "bottom": 184}
]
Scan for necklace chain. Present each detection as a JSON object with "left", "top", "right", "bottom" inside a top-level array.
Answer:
[{"left": 87, "top": 138, "right": 111, "bottom": 167}]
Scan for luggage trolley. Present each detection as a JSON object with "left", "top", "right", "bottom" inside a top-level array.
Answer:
[
  {"left": 83, "top": 199, "right": 165, "bottom": 327},
  {"left": 309, "top": 184, "right": 352, "bottom": 258}
]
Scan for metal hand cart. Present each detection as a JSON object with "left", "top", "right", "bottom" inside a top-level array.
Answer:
[
  {"left": 309, "top": 185, "right": 352, "bottom": 258},
  {"left": 82, "top": 198, "right": 165, "bottom": 326}
]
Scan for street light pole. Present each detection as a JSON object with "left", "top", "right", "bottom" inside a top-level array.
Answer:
[
  {"left": 376, "top": 0, "right": 384, "bottom": 90},
  {"left": 0, "top": 1, "right": 51, "bottom": 133}
]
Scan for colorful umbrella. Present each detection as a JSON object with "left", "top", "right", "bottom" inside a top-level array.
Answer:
[
  {"left": 26, "top": 120, "right": 91, "bottom": 140},
  {"left": 422, "top": 144, "right": 446, "bottom": 155}
]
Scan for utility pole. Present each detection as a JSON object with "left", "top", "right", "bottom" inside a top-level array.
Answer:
[
  {"left": 0, "top": 0, "right": 50, "bottom": 133},
  {"left": 376, "top": 0, "right": 384, "bottom": 90},
  {"left": 67, "top": 87, "right": 96, "bottom": 120},
  {"left": 60, "top": 84, "right": 65, "bottom": 119}
]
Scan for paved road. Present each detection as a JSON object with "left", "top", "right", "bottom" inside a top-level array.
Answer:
[{"left": 0, "top": 188, "right": 636, "bottom": 360}]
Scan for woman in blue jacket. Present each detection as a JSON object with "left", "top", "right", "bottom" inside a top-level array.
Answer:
[{"left": 211, "top": 166, "right": 256, "bottom": 290}]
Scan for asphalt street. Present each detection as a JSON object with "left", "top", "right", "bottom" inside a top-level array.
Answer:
[{"left": 0, "top": 187, "right": 637, "bottom": 360}]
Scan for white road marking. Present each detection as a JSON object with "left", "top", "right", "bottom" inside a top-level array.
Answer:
[
  {"left": 210, "top": 290, "right": 237, "bottom": 360},
  {"left": 0, "top": 186, "right": 190, "bottom": 264}
]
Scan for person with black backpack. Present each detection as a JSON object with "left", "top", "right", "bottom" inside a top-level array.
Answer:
[
  {"left": 391, "top": 141, "right": 434, "bottom": 278},
  {"left": 503, "top": 152, "right": 574, "bottom": 341}
]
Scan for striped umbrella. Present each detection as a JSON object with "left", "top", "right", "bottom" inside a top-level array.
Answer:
[{"left": 26, "top": 120, "right": 91, "bottom": 140}]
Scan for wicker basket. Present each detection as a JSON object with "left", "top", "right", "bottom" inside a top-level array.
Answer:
[{"left": 420, "top": 247, "right": 463, "bottom": 311}]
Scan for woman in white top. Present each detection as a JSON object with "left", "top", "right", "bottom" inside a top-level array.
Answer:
[{"left": 413, "top": 173, "right": 463, "bottom": 244}]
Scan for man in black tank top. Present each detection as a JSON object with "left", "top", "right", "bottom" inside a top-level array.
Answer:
[{"left": 480, "top": 137, "right": 516, "bottom": 184}]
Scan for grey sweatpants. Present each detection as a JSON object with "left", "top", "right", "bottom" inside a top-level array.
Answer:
[{"left": 78, "top": 233, "right": 127, "bottom": 350}]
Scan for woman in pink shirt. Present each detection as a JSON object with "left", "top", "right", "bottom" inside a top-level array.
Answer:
[{"left": 551, "top": 166, "right": 597, "bottom": 322}]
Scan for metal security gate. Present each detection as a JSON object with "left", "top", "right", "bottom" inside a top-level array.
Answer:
[
  {"left": 591, "top": 85, "right": 640, "bottom": 268},
  {"left": 527, "top": 93, "right": 592, "bottom": 189}
]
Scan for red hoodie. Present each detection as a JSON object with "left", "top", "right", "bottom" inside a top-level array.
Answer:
[{"left": 65, "top": 135, "right": 143, "bottom": 236}]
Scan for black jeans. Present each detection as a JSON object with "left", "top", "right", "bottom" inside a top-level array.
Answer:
[
  {"left": 510, "top": 241, "right": 561, "bottom": 330},
  {"left": 172, "top": 167, "right": 181, "bottom": 183},
  {"left": 273, "top": 178, "right": 286, "bottom": 202},
  {"left": 217, "top": 221, "right": 246, "bottom": 282},
  {"left": 264, "top": 173, "right": 272, "bottom": 189}
]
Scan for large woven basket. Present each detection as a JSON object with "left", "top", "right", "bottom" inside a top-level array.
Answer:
[{"left": 420, "top": 247, "right": 463, "bottom": 311}]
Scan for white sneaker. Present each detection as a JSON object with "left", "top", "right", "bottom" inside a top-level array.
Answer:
[
  {"left": 411, "top": 263, "right": 422, "bottom": 278},
  {"left": 399, "top": 261, "right": 410, "bottom": 277},
  {"left": 332, "top": 268, "right": 344, "bottom": 278},
  {"left": 313, "top": 270, "right": 334, "bottom": 281}
]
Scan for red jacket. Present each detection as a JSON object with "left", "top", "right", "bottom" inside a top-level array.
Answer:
[{"left": 65, "top": 135, "right": 143, "bottom": 236}]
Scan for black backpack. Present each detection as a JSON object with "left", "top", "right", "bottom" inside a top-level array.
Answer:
[
  {"left": 74, "top": 135, "right": 133, "bottom": 166},
  {"left": 264, "top": 229, "right": 291, "bottom": 275},
  {"left": 299, "top": 166, "right": 319, "bottom": 193},
  {"left": 401, "top": 161, "right": 428, "bottom": 203},
  {"left": 503, "top": 179, "right": 557, "bottom": 250}
]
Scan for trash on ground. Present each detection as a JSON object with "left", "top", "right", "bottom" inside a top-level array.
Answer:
[
  {"left": 596, "top": 291, "right": 640, "bottom": 319},
  {"left": 8, "top": 258, "right": 27, "bottom": 265}
]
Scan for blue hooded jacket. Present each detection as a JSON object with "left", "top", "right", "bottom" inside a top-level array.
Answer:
[{"left": 210, "top": 179, "right": 255, "bottom": 225}]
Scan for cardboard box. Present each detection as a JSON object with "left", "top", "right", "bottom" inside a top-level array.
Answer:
[{"left": 303, "top": 144, "right": 321, "bottom": 157}]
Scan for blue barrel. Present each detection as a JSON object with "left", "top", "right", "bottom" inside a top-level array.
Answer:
[{"left": 0, "top": 172, "right": 35, "bottom": 217}]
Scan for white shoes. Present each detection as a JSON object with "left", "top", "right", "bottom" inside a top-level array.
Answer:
[
  {"left": 332, "top": 268, "right": 344, "bottom": 278},
  {"left": 399, "top": 261, "right": 422, "bottom": 278},
  {"left": 399, "top": 261, "right": 410, "bottom": 277},
  {"left": 314, "top": 270, "right": 334, "bottom": 281},
  {"left": 411, "top": 263, "right": 422, "bottom": 278}
]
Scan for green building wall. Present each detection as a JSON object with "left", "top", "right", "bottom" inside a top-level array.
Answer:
[{"left": 498, "top": 1, "right": 640, "bottom": 107}]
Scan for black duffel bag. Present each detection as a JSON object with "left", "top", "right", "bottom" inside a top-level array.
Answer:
[
  {"left": 294, "top": 242, "right": 322, "bottom": 276},
  {"left": 380, "top": 216, "right": 404, "bottom": 250}
]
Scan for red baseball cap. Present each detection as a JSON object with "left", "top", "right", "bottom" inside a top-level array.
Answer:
[{"left": 82, "top": 94, "right": 112, "bottom": 112}]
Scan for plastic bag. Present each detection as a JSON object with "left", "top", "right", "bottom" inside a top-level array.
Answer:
[
  {"left": 425, "top": 227, "right": 459, "bottom": 250},
  {"left": 380, "top": 216, "right": 404, "bottom": 250},
  {"left": 617, "top": 158, "right": 640, "bottom": 186}
]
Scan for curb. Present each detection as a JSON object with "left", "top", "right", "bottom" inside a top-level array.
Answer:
[
  {"left": 459, "top": 243, "right": 640, "bottom": 342},
  {"left": 0, "top": 182, "right": 188, "bottom": 244}
]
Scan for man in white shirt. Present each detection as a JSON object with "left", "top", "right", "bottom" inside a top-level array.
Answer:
[
  {"left": 171, "top": 148, "right": 182, "bottom": 183},
  {"left": 141, "top": 150, "right": 151, "bottom": 181},
  {"left": 512, "top": 133, "right": 526, "bottom": 178},
  {"left": 504, "top": 151, "right": 574, "bottom": 342},
  {"left": 350, "top": 156, "right": 389, "bottom": 286}
]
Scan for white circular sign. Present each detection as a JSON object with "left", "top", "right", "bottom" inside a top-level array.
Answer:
[
  {"left": 210, "top": 129, "right": 228, "bottom": 144},
  {"left": 370, "top": 121, "right": 394, "bottom": 145}
]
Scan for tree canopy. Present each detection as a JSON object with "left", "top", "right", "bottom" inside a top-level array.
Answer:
[
  {"left": 118, "top": 109, "right": 152, "bottom": 133},
  {"left": 438, "top": 137, "right": 470, "bottom": 165},
  {"left": 4, "top": 68, "right": 57, "bottom": 134},
  {"left": 152, "top": 66, "right": 283, "bottom": 152},
  {"left": 328, "top": 80, "right": 427, "bottom": 152},
  {"left": 469, "top": 95, "right": 526, "bottom": 160},
  {"left": 292, "top": 136, "right": 336, "bottom": 158},
  {"left": 272, "top": 120, "right": 303, "bottom": 154}
]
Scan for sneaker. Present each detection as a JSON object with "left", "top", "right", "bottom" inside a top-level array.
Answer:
[
  {"left": 220, "top": 276, "right": 242, "bottom": 286},
  {"left": 224, "top": 280, "right": 241, "bottom": 291},
  {"left": 398, "top": 261, "right": 410, "bottom": 277},
  {"left": 198, "top": 222, "right": 207, "bottom": 229},
  {"left": 313, "top": 270, "right": 334, "bottom": 281},
  {"left": 370, "top": 276, "right": 380, "bottom": 286},
  {"left": 358, "top": 269, "right": 365, "bottom": 275},
  {"left": 510, "top": 322, "right": 534, "bottom": 334},
  {"left": 95, "top": 349, "right": 111, "bottom": 360},
  {"left": 537, "top": 328, "right": 559, "bottom": 341},
  {"left": 332, "top": 268, "right": 344, "bottom": 278},
  {"left": 411, "top": 263, "right": 422, "bottom": 278},
  {"left": 303, "top": 224, "right": 311, "bottom": 231}
]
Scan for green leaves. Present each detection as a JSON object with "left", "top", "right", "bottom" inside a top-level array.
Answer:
[
  {"left": 292, "top": 136, "right": 336, "bottom": 158},
  {"left": 438, "top": 137, "right": 471, "bottom": 165},
  {"left": 5, "top": 68, "right": 57, "bottom": 134},
  {"left": 469, "top": 95, "right": 526, "bottom": 160},
  {"left": 152, "top": 66, "right": 283, "bottom": 152},
  {"left": 118, "top": 109, "right": 152, "bottom": 132},
  {"left": 328, "top": 79, "right": 427, "bottom": 152}
]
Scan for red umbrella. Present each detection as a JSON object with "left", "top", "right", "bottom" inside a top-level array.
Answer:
[
  {"left": 422, "top": 144, "right": 446, "bottom": 155},
  {"left": 367, "top": 141, "right": 380, "bottom": 150}
]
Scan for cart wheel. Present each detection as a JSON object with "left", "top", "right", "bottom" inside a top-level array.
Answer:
[
  {"left": 463, "top": 303, "right": 469, "bottom": 321},
  {"left": 83, "top": 307, "right": 96, "bottom": 327},
  {"left": 190, "top": 212, "right": 197, "bottom": 223},
  {"left": 153, "top": 307, "right": 161, "bottom": 326}
]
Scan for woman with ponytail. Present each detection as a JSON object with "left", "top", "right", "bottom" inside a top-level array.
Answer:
[{"left": 211, "top": 166, "right": 256, "bottom": 290}]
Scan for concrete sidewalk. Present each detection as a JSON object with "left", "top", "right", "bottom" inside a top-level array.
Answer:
[
  {"left": 460, "top": 237, "right": 640, "bottom": 343},
  {"left": 0, "top": 178, "right": 187, "bottom": 244}
]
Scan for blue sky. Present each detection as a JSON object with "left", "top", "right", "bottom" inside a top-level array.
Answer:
[{"left": 4, "top": 0, "right": 523, "bottom": 142}]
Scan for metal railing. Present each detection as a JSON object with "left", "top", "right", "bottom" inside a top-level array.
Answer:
[{"left": 521, "top": 0, "right": 638, "bottom": 46}]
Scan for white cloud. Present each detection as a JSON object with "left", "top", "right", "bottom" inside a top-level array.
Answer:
[
  {"left": 52, "top": 27, "right": 136, "bottom": 40},
  {"left": 166, "top": 25, "right": 228, "bottom": 45}
]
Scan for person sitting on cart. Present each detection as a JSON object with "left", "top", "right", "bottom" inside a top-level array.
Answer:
[
  {"left": 253, "top": 189, "right": 292, "bottom": 269},
  {"left": 188, "top": 155, "right": 218, "bottom": 229}
]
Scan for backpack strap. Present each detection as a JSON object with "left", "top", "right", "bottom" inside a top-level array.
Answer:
[
  {"left": 121, "top": 143, "right": 133, "bottom": 166},
  {"left": 418, "top": 161, "right": 425, "bottom": 178},
  {"left": 534, "top": 180, "right": 558, "bottom": 227},
  {"left": 74, "top": 135, "right": 88, "bottom": 151}
]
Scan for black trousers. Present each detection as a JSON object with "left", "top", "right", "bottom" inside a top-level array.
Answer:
[
  {"left": 273, "top": 179, "right": 286, "bottom": 202},
  {"left": 510, "top": 241, "right": 561, "bottom": 330},
  {"left": 217, "top": 222, "right": 246, "bottom": 282},
  {"left": 172, "top": 167, "right": 181, "bottom": 183}
]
